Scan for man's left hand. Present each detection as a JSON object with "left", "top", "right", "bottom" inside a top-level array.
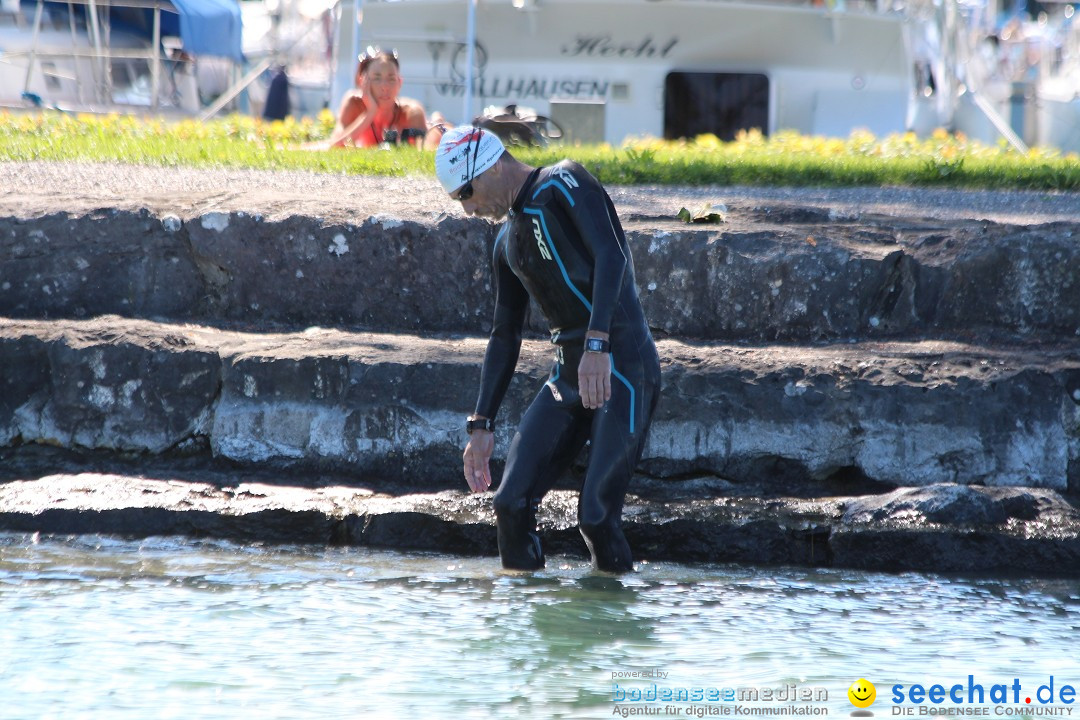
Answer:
[{"left": 578, "top": 350, "right": 611, "bottom": 410}]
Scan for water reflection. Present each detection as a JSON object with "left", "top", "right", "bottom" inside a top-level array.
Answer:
[
  {"left": 0, "top": 534, "right": 1078, "bottom": 720},
  {"left": 506, "top": 574, "right": 655, "bottom": 711}
]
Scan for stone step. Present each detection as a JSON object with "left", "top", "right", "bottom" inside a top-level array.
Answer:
[
  {"left": 2, "top": 317, "right": 1078, "bottom": 492},
  {"left": 2, "top": 204, "right": 1078, "bottom": 343},
  {"left": 1, "top": 472, "right": 1078, "bottom": 576}
]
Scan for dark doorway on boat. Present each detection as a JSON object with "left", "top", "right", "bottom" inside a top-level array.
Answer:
[{"left": 664, "top": 72, "right": 769, "bottom": 141}]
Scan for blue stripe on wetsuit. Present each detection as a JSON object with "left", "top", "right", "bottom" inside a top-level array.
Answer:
[
  {"left": 524, "top": 203, "right": 635, "bottom": 433},
  {"left": 532, "top": 179, "right": 575, "bottom": 207},
  {"left": 522, "top": 206, "right": 592, "bottom": 310},
  {"left": 493, "top": 223, "right": 509, "bottom": 262},
  {"left": 546, "top": 362, "right": 561, "bottom": 400}
]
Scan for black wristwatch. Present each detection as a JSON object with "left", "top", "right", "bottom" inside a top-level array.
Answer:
[
  {"left": 466, "top": 416, "right": 496, "bottom": 434},
  {"left": 584, "top": 337, "right": 610, "bottom": 354}
]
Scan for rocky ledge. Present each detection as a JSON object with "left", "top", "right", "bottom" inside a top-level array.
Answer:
[
  {"left": 3, "top": 197, "right": 1080, "bottom": 343},
  {"left": 1, "top": 469, "right": 1077, "bottom": 575},
  {"left": 2, "top": 317, "right": 1078, "bottom": 491},
  {"left": 3, "top": 164, "right": 1080, "bottom": 575}
]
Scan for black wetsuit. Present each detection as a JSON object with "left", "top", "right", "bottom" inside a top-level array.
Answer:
[{"left": 474, "top": 160, "right": 661, "bottom": 573}]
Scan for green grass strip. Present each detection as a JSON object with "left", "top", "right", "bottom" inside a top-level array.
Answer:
[{"left": 1, "top": 111, "right": 1078, "bottom": 191}]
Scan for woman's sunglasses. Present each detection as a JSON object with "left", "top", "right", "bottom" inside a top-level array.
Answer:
[{"left": 357, "top": 46, "right": 399, "bottom": 73}]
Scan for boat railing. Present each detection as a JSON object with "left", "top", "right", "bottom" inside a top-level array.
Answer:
[{"left": 16, "top": 0, "right": 177, "bottom": 109}]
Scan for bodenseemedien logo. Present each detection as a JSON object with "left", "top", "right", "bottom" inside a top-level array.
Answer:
[
  {"left": 849, "top": 679, "right": 877, "bottom": 716},
  {"left": 608, "top": 670, "right": 831, "bottom": 716}
]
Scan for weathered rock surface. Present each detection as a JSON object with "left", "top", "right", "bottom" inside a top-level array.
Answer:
[
  {"left": 0, "top": 325, "right": 220, "bottom": 454},
  {"left": 639, "top": 215, "right": 1080, "bottom": 342},
  {"left": 2, "top": 317, "right": 1078, "bottom": 491},
  {"left": 1, "top": 473, "right": 1078, "bottom": 576},
  {"left": 832, "top": 484, "right": 1080, "bottom": 573},
  {"left": 2, "top": 207, "right": 1079, "bottom": 342}
]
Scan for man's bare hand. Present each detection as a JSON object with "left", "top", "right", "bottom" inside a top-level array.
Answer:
[
  {"left": 463, "top": 431, "right": 495, "bottom": 493},
  {"left": 578, "top": 351, "right": 611, "bottom": 410}
]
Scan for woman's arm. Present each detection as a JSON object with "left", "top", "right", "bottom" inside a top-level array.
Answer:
[
  {"left": 327, "top": 91, "right": 377, "bottom": 148},
  {"left": 399, "top": 101, "right": 427, "bottom": 131},
  {"left": 396, "top": 100, "right": 433, "bottom": 146}
]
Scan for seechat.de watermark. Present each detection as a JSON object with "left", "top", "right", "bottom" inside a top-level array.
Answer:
[{"left": 888, "top": 676, "right": 1076, "bottom": 716}]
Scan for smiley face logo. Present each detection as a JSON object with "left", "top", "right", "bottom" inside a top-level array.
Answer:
[{"left": 848, "top": 679, "right": 877, "bottom": 709}]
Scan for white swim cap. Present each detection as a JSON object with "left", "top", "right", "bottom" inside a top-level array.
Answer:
[{"left": 435, "top": 126, "right": 505, "bottom": 194}]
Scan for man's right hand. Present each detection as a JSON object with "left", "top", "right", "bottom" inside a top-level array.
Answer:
[{"left": 463, "top": 431, "right": 494, "bottom": 493}]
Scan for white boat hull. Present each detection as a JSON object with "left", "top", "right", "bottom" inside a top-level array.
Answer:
[{"left": 356, "top": 0, "right": 930, "bottom": 144}]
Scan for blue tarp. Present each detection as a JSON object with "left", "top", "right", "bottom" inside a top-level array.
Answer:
[{"left": 168, "top": 0, "right": 243, "bottom": 62}]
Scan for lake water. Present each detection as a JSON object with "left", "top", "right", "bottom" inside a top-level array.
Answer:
[{"left": 1, "top": 533, "right": 1078, "bottom": 720}]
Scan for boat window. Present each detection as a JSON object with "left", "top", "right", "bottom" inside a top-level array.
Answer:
[{"left": 664, "top": 72, "right": 769, "bottom": 141}]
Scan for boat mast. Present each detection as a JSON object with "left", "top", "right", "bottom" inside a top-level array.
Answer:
[
  {"left": 463, "top": 0, "right": 476, "bottom": 123},
  {"left": 86, "top": 0, "right": 106, "bottom": 102},
  {"left": 23, "top": 0, "right": 45, "bottom": 96}
]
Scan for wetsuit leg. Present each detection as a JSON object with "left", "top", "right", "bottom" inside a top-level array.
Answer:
[
  {"left": 577, "top": 336, "right": 662, "bottom": 573},
  {"left": 493, "top": 382, "right": 590, "bottom": 570}
]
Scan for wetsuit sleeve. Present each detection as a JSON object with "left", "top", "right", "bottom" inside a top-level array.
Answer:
[
  {"left": 558, "top": 169, "right": 627, "bottom": 336},
  {"left": 474, "top": 241, "right": 529, "bottom": 420}
]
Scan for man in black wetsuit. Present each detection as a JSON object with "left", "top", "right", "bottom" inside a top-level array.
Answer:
[{"left": 435, "top": 126, "right": 661, "bottom": 573}]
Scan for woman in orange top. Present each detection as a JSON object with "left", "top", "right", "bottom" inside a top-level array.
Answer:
[{"left": 328, "top": 47, "right": 444, "bottom": 149}]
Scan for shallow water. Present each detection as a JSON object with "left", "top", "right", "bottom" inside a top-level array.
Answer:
[{"left": 1, "top": 533, "right": 1078, "bottom": 720}]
